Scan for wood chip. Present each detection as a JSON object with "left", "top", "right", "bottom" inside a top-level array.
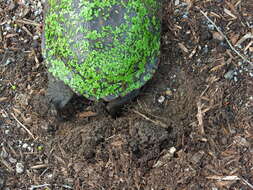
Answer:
[
  {"left": 230, "top": 33, "right": 240, "bottom": 45},
  {"left": 13, "top": 107, "right": 22, "bottom": 115},
  {"left": 210, "top": 11, "right": 221, "bottom": 18},
  {"left": 212, "top": 31, "right": 224, "bottom": 41},
  {"left": 78, "top": 111, "right": 97, "bottom": 118},
  {"left": 5, "top": 33, "right": 18, "bottom": 38},
  {"left": 15, "top": 19, "right": 40, "bottom": 27},
  {"left": 224, "top": 8, "right": 237, "bottom": 19},
  {"left": 206, "top": 175, "right": 240, "bottom": 181},
  {"left": 0, "top": 97, "right": 8, "bottom": 102},
  {"left": 189, "top": 47, "right": 197, "bottom": 59},
  {"left": 30, "top": 164, "right": 48, "bottom": 169},
  {"left": 235, "top": 33, "right": 253, "bottom": 47},
  {"left": 178, "top": 42, "right": 189, "bottom": 53},
  {"left": 244, "top": 40, "right": 253, "bottom": 52}
]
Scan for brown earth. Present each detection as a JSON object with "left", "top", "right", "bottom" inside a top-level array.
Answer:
[{"left": 0, "top": 0, "right": 253, "bottom": 189}]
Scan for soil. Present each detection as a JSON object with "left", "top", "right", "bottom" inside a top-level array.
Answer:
[{"left": 0, "top": 0, "right": 253, "bottom": 189}]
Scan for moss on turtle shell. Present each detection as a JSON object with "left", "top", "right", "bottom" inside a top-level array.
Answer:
[{"left": 44, "top": 0, "right": 161, "bottom": 100}]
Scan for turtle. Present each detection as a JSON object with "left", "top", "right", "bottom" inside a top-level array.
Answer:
[{"left": 42, "top": 0, "right": 161, "bottom": 116}]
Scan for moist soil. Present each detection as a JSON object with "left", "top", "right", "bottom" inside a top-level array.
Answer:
[{"left": 0, "top": 0, "right": 253, "bottom": 189}]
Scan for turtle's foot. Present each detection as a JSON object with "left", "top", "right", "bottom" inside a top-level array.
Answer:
[
  {"left": 46, "top": 73, "right": 74, "bottom": 109},
  {"left": 106, "top": 89, "right": 140, "bottom": 117}
]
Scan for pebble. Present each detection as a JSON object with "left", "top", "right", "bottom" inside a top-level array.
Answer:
[
  {"left": 22, "top": 143, "right": 28, "bottom": 149},
  {"left": 9, "top": 157, "right": 17, "bottom": 164},
  {"left": 224, "top": 70, "right": 235, "bottom": 80},
  {"left": 27, "top": 146, "right": 33, "bottom": 152},
  {"left": 5, "top": 130, "right": 10, "bottom": 135},
  {"left": 0, "top": 149, "right": 8, "bottom": 159},
  {"left": 158, "top": 95, "right": 165, "bottom": 103},
  {"left": 169, "top": 147, "right": 176, "bottom": 155},
  {"left": 33, "top": 35, "right": 39, "bottom": 40},
  {"left": 16, "top": 162, "right": 24, "bottom": 174},
  {"left": 207, "top": 24, "right": 214, "bottom": 30},
  {"left": 45, "top": 173, "right": 53, "bottom": 179}
]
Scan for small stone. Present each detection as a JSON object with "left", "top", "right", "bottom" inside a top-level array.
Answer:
[
  {"left": 5, "top": 24, "right": 11, "bottom": 32},
  {"left": 208, "top": 24, "right": 214, "bottom": 30},
  {"left": 16, "top": 162, "right": 24, "bottom": 174},
  {"left": 4, "top": 129, "right": 9, "bottom": 135},
  {"left": 27, "top": 146, "right": 33, "bottom": 152},
  {"left": 22, "top": 143, "right": 28, "bottom": 149},
  {"left": 45, "top": 173, "right": 53, "bottom": 179},
  {"left": 33, "top": 35, "right": 39, "bottom": 40},
  {"left": 158, "top": 95, "right": 165, "bottom": 103},
  {"left": 0, "top": 149, "right": 8, "bottom": 159},
  {"left": 224, "top": 70, "right": 235, "bottom": 80},
  {"left": 169, "top": 147, "right": 176, "bottom": 155},
  {"left": 9, "top": 157, "right": 17, "bottom": 163}
]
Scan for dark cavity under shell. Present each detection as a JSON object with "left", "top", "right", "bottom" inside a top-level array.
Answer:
[{"left": 42, "top": 0, "right": 161, "bottom": 101}]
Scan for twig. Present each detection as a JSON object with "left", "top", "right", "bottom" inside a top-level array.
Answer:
[
  {"left": 61, "top": 184, "right": 73, "bottom": 189},
  {"left": 206, "top": 176, "right": 253, "bottom": 189},
  {"left": 11, "top": 113, "right": 36, "bottom": 139},
  {"left": 30, "top": 164, "right": 48, "bottom": 169},
  {"left": 21, "top": 25, "right": 33, "bottom": 37},
  {"left": 196, "top": 100, "right": 205, "bottom": 135},
  {"left": 0, "top": 158, "right": 14, "bottom": 172},
  {"left": 241, "top": 178, "right": 253, "bottom": 189},
  {"left": 133, "top": 110, "right": 167, "bottom": 128},
  {"left": 199, "top": 9, "right": 253, "bottom": 65},
  {"left": 29, "top": 184, "right": 51, "bottom": 190},
  {"left": 15, "top": 19, "right": 40, "bottom": 27}
]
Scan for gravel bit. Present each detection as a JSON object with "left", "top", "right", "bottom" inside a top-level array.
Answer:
[
  {"left": 16, "top": 162, "right": 25, "bottom": 174},
  {"left": 224, "top": 70, "right": 235, "bottom": 80}
]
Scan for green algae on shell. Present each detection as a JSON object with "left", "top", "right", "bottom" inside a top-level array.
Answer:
[{"left": 43, "top": 0, "right": 161, "bottom": 101}]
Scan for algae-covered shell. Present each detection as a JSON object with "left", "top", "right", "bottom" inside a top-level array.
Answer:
[{"left": 42, "top": 0, "right": 161, "bottom": 101}]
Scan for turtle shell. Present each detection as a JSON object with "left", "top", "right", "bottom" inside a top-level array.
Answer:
[{"left": 42, "top": 0, "right": 161, "bottom": 101}]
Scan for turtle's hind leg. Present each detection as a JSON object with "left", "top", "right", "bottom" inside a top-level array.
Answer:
[{"left": 46, "top": 73, "right": 74, "bottom": 109}]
